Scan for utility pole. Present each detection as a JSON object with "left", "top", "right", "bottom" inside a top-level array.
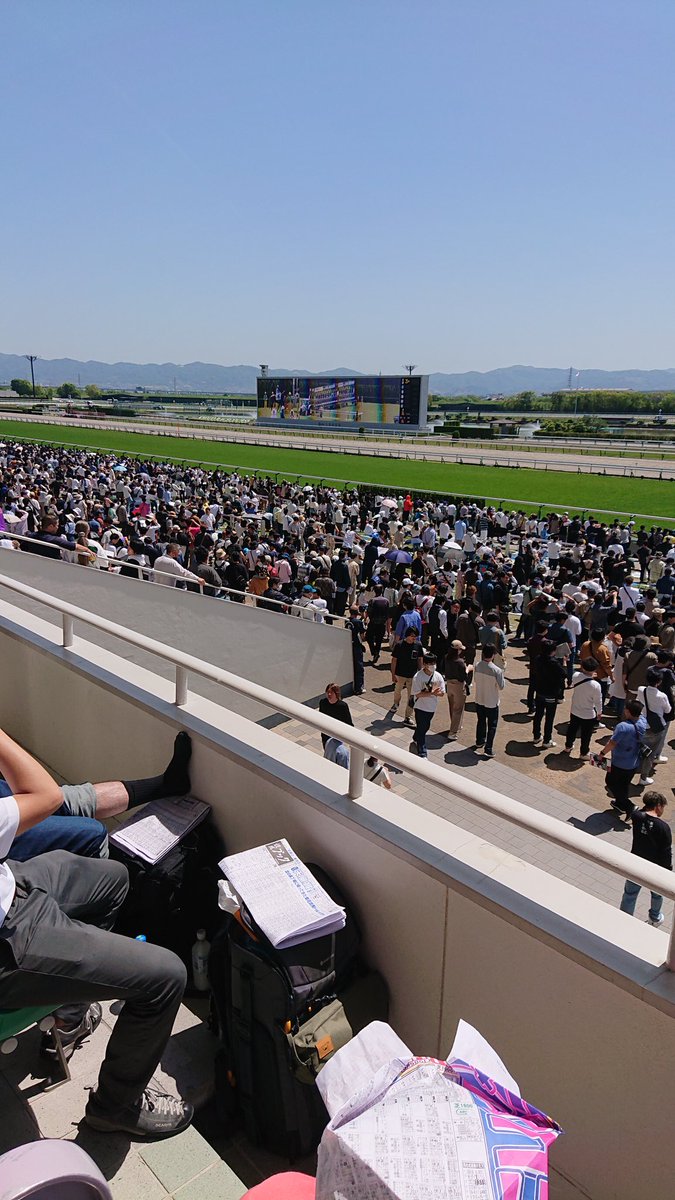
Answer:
[
  {"left": 24, "top": 354, "right": 38, "bottom": 398},
  {"left": 404, "top": 364, "right": 417, "bottom": 376}
]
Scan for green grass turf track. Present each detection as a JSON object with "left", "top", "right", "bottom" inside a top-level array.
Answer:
[{"left": 0, "top": 418, "right": 673, "bottom": 521}]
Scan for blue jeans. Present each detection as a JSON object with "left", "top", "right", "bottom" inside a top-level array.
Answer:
[
  {"left": 413, "top": 709, "right": 434, "bottom": 756},
  {"left": 620, "top": 879, "right": 663, "bottom": 922},
  {"left": 475, "top": 705, "right": 499, "bottom": 754},
  {"left": 0, "top": 780, "right": 108, "bottom": 861}
]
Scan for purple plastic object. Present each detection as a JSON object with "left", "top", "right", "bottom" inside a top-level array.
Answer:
[{"left": 0, "top": 1139, "right": 113, "bottom": 1200}]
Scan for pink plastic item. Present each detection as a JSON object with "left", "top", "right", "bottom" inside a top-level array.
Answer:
[{"left": 244, "top": 1173, "right": 316, "bottom": 1199}]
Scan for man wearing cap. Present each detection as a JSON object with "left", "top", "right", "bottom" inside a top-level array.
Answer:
[{"left": 291, "top": 584, "right": 320, "bottom": 620}]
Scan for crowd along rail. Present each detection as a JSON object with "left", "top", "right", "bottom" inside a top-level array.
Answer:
[
  {"left": 0, "top": 531, "right": 352, "bottom": 627},
  {"left": 1, "top": 427, "right": 674, "bottom": 524}
]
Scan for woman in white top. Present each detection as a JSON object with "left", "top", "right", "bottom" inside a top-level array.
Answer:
[{"left": 637, "top": 668, "right": 672, "bottom": 784}]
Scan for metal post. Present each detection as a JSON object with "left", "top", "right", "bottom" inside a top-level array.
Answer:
[
  {"left": 175, "top": 665, "right": 188, "bottom": 706},
  {"left": 348, "top": 747, "right": 365, "bottom": 800},
  {"left": 668, "top": 924, "right": 675, "bottom": 973},
  {"left": 62, "top": 614, "right": 74, "bottom": 647}
]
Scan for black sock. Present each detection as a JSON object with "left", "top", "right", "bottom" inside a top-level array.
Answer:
[{"left": 122, "top": 732, "right": 192, "bottom": 809}]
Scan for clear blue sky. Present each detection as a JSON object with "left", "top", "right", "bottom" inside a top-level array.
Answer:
[{"left": 4, "top": 0, "right": 675, "bottom": 373}]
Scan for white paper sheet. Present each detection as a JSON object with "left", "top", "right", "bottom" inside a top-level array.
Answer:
[
  {"left": 111, "top": 795, "right": 209, "bottom": 864},
  {"left": 219, "top": 839, "right": 346, "bottom": 948},
  {"left": 449, "top": 1019, "right": 520, "bottom": 1097}
]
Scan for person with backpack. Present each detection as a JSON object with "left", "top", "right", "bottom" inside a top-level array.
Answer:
[
  {"left": 455, "top": 601, "right": 484, "bottom": 666},
  {"left": 478, "top": 611, "right": 507, "bottom": 670},
  {"left": 393, "top": 598, "right": 422, "bottom": 644},
  {"left": 563, "top": 657, "right": 603, "bottom": 758},
  {"left": 619, "top": 791, "right": 672, "bottom": 926},
  {"left": 636, "top": 668, "right": 672, "bottom": 786},
  {"left": 597, "top": 699, "right": 649, "bottom": 821},
  {"left": 623, "top": 635, "right": 658, "bottom": 703}
]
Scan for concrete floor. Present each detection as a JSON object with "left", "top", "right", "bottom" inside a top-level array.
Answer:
[{"left": 278, "top": 638, "right": 674, "bottom": 925}]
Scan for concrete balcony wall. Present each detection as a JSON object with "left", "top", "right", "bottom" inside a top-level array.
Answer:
[
  {"left": 0, "top": 597, "right": 673, "bottom": 1200},
  {"left": 0, "top": 550, "right": 353, "bottom": 720}
]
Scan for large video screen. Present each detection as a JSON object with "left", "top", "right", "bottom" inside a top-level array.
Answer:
[{"left": 257, "top": 375, "right": 426, "bottom": 426}]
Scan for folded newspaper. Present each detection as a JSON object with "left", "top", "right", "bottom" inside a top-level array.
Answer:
[
  {"left": 110, "top": 795, "right": 210, "bottom": 865},
  {"left": 315, "top": 1020, "right": 562, "bottom": 1200},
  {"left": 218, "top": 839, "right": 346, "bottom": 949}
]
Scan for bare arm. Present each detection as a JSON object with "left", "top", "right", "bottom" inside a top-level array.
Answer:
[{"left": 0, "top": 729, "right": 62, "bottom": 834}]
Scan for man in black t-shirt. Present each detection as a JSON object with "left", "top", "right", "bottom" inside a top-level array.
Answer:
[
  {"left": 619, "top": 791, "right": 672, "bottom": 926},
  {"left": 389, "top": 629, "right": 423, "bottom": 722}
]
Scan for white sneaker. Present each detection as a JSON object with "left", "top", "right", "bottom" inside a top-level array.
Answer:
[
  {"left": 641, "top": 777, "right": 655, "bottom": 786},
  {"left": 658, "top": 756, "right": 669, "bottom": 763},
  {"left": 648, "top": 914, "right": 665, "bottom": 927},
  {"left": 542, "top": 740, "right": 557, "bottom": 749}
]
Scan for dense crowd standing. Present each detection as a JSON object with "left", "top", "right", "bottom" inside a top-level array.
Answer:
[{"left": 1, "top": 439, "right": 674, "bottom": 920}]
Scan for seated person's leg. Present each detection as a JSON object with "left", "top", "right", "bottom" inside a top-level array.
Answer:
[
  {"left": 1, "top": 851, "right": 191, "bottom": 1137},
  {"left": 5, "top": 732, "right": 192, "bottom": 862}
]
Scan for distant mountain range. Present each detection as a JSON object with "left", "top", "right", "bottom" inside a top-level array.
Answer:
[{"left": 2, "top": 353, "right": 675, "bottom": 397}]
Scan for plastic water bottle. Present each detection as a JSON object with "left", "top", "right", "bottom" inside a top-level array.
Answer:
[{"left": 192, "top": 928, "right": 210, "bottom": 992}]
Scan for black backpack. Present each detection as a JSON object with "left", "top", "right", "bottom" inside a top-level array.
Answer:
[
  {"left": 209, "top": 864, "right": 388, "bottom": 1159},
  {"left": 110, "top": 816, "right": 226, "bottom": 975}
]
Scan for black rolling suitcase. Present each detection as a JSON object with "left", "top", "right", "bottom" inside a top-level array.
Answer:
[
  {"left": 110, "top": 816, "right": 226, "bottom": 973},
  {"left": 209, "top": 864, "right": 388, "bottom": 1159}
]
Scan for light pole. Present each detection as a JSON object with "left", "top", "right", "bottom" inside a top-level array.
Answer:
[
  {"left": 25, "top": 354, "right": 38, "bottom": 398},
  {"left": 404, "top": 363, "right": 417, "bottom": 376},
  {"left": 259, "top": 364, "right": 268, "bottom": 378}
]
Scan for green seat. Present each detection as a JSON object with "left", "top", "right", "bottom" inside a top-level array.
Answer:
[{"left": 0, "top": 1006, "right": 56, "bottom": 1042}]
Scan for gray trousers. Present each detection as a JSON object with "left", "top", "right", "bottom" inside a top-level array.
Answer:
[{"left": 0, "top": 851, "right": 186, "bottom": 1110}]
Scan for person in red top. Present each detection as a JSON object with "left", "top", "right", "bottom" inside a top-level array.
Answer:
[{"left": 402, "top": 494, "right": 413, "bottom": 524}]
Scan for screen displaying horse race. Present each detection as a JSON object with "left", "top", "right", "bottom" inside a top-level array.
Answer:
[{"left": 256, "top": 374, "right": 428, "bottom": 428}]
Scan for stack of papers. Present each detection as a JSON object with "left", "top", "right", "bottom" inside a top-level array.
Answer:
[
  {"left": 111, "top": 795, "right": 210, "bottom": 865},
  {"left": 316, "top": 1021, "right": 562, "bottom": 1200},
  {"left": 219, "top": 839, "right": 346, "bottom": 949}
]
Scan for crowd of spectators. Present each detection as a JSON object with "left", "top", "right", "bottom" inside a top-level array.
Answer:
[{"left": 2, "top": 440, "right": 675, "bottom": 786}]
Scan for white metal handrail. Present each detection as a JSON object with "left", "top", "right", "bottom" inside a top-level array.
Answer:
[
  {"left": 0, "top": 570, "right": 674, "bottom": 968},
  {"left": 0, "top": 531, "right": 352, "bottom": 627}
]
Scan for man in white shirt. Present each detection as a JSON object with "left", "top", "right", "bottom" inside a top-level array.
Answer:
[
  {"left": 410, "top": 653, "right": 446, "bottom": 758},
  {"left": 563, "top": 657, "right": 603, "bottom": 757},
  {"left": 153, "top": 543, "right": 204, "bottom": 589},
  {"left": 473, "top": 644, "right": 505, "bottom": 757},
  {"left": 0, "top": 725, "right": 191, "bottom": 1138},
  {"left": 618, "top": 577, "right": 641, "bottom": 611}
]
